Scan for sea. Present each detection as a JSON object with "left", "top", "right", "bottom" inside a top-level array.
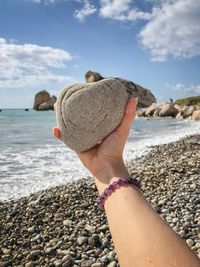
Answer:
[{"left": 0, "top": 109, "right": 200, "bottom": 202}]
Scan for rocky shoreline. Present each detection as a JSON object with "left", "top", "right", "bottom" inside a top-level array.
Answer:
[{"left": 0, "top": 135, "right": 200, "bottom": 267}]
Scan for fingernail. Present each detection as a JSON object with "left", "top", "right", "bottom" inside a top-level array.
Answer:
[{"left": 133, "top": 97, "right": 138, "bottom": 108}]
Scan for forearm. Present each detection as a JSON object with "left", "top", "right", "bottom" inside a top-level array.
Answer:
[{"left": 95, "top": 163, "right": 200, "bottom": 267}]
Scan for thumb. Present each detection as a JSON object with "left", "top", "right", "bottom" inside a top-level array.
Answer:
[{"left": 116, "top": 98, "right": 138, "bottom": 136}]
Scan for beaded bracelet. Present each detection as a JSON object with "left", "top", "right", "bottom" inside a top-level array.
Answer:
[{"left": 98, "top": 178, "right": 140, "bottom": 209}]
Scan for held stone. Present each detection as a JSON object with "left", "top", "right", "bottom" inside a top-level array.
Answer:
[{"left": 56, "top": 76, "right": 156, "bottom": 151}]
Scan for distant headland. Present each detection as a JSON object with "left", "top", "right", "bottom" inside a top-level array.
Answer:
[{"left": 137, "top": 96, "right": 200, "bottom": 121}]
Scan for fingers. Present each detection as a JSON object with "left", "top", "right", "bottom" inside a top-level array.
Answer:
[
  {"left": 54, "top": 103, "right": 57, "bottom": 112},
  {"left": 116, "top": 98, "right": 138, "bottom": 136},
  {"left": 53, "top": 127, "right": 61, "bottom": 140}
]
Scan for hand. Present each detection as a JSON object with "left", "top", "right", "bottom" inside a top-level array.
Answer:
[{"left": 53, "top": 98, "right": 138, "bottom": 185}]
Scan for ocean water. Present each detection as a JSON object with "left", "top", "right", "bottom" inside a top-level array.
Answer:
[{"left": 0, "top": 109, "right": 200, "bottom": 202}]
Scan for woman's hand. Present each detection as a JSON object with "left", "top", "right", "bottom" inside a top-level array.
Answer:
[{"left": 53, "top": 98, "right": 138, "bottom": 186}]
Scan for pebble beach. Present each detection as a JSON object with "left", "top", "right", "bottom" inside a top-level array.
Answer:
[{"left": 0, "top": 134, "right": 200, "bottom": 267}]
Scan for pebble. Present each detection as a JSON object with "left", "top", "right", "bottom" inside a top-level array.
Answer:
[
  {"left": 77, "top": 236, "right": 88, "bottom": 245},
  {"left": 25, "top": 262, "right": 34, "bottom": 267},
  {"left": 80, "top": 260, "right": 93, "bottom": 267},
  {"left": 91, "top": 263, "right": 103, "bottom": 267},
  {"left": 107, "top": 262, "right": 117, "bottom": 267},
  {"left": 186, "top": 239, "right": 194, "bottom": 247},
  {"left": 172, "top": 218, "right": 179, "bottom": 223},
  {"left": 63, "top": 219, "right": 72, "bottom": 226}
]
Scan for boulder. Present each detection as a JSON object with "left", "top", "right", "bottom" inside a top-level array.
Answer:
[
  {"left": 33, "top": 90, "right": 50, "bottom": 110},
  {"left": 145, "top": 103, "right": 160, "bottom": 117},
  {"left": 174, "top": 104, "right": 182, "bottom": 111},
  {"left": 182, "top": 106, "right": 196, "bottom": 119},
  {"left": 85, "top": 71, "right": 156, "bottom": 108},
  {"left": 38, "top": 95, "right": 57, "bottom": 111},
  {"left": 176, "top": 112, "right": 183, "bottom": 120},
  {"left": 137, "top": 108, "right": 147, "bottom": 117},
  {"left": 159, "top": 104, "right": 179, "bottom": 117},
  {"left": 153, "top": 109, "right": 160, "bottom": 117},
  {"left": 192, "top": 110, "right": 200, "bottom": 121}
]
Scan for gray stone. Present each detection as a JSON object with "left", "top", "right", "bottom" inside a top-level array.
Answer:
[
  {"left": 172, "top": 218, "right": 179, "bottom": 223},
  {"left": 186, "top": 238, "right": 194, "bottom": 247},
  {"left": 107, "top": 262, "right": 117, "bottom": 267},
  {"left": 25, "top": 262, "right": 34, "bottom": 267},
  {"left": 91, "top": 263, "right": 103, "bottom": 267},
  {"left": 2, "top": 248, "right": 11, "bottom": 255},
  {"left": 63, "top": 219, "right": 72, "bottom": 226},
  {"left": 56, "top": 78, "right": 128, "bottom": 151},
  {"left": 81, "top": 260, "right": 93, "bottom": 267},
  {"left": 26, "top": 250, "right": 41, "bottom": 260},
  {"left": 56, "top": 74, "right": 156, "bottom": 151},
  {"left": 54, "top": 259, "right": 62, "bottom": 266},
  {"left": 61, "top": 254, "right": 73, "bottom": 266},
  {"left": 77, "top": 236, "right": 88, "bottom": 245},
  {"left": 57, "top": 249, "right": 69, "bottom": 256}
]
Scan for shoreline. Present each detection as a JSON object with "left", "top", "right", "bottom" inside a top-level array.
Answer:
[{"left": 0, "top": 134, "right": 200, "bottom": 266}]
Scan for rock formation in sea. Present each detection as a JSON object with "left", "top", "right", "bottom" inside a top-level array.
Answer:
[
  {"left": 85, "top": 71, "right": 156, "bottom": 108},
  {"left": 33, "top": 90, "right": 57, "bottom": 111},
  {"left": 137, "top": 102, "right": 200, "bottom": 121}
]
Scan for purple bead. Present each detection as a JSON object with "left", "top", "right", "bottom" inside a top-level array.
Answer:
[
  {"left": 104, "top": 188, "right": 110, "bottom": 197},
  {"left": 109, "top": 184, "right": 115, "bottom": 191},
  {"left": 98, "top": 177, "right": 140, "bottom": 209}
]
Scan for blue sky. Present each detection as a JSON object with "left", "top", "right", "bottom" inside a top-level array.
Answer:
[{"left": 0, "top": 0, "right": 200, "bottom": 108}]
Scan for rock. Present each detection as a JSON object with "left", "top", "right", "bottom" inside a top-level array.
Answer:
[
  {"left": 63, "top": 219, "right": 72, "bottom": 226},
  {"left": 172, "top": 218, "right": 178, "bottom": 223},
  {"left": 81, "top": 260, "right": 93, "bottom": 267},
  {"left": 77, "top": 236, "right": 88, "bottom": 245},
  {"left": 38, "top": 95, "right": 57, "bottom": 111},
  {"left": 192, "top": 110, "right": 200, "bottom": 121},
  {"left": 57, "top": 249, "right": 69, "bottom": 256},
  {"left": 27, "top": 226, "right": 35, "bottom": 233},
  {"left": 61, "top": 254, "right": 73, "bottom": 266},
  {"left": 153, "top": 109, "right": 160, "bottom": 117},
  {"left": 145, "top": 103, "right": 161, "bottom": 117},
  {"left": 137, "top": 108, "right": 146, "bottom": 117},
  {"left": 159, "top": 104, "right": 178, "bottom": 117},
  {"left": 3, "top": 248, "right": 11, "bottom": 255},
  {"left": 33, "top": 90, "right": 50, "bottom": 110},
  {"left": 45, "top": 247, "right": 54, "bottom": 254},
  {"left": 88, "top": 234, "right": 101, "bottom": 247},
  {"left": 182, "top": 106, "right": 196, "bottom": 119},
  {"left": 176, "top": 112, "right": 183, "bottom": 119},
  {"left": 56, "top": 78, "right": 129, "bottom": 152},
  {"left": 91, "top": 263, "right": 103, "bottom": 267},
  {"left": 84, "top": 224, "right": 95, "bottom": 233},
  {"left": 85, "top": 71, "right": 104, "bottom": 83},
  {"left": 107, "top": 261, "right": 117, "bottom": 267},
  {"left": 56, "top": 72, "right": 156, "bottom": 151},
  {"left": 26, "top": 250, "right": 41, "bottom": 260},
  {"left": 25, "top": 262, "right": 34, "bottom": 267},
  {"left": 54, "top": 259, "right": 62, "bottom": 266},
  {"left": 85, "top": 71, "right": 156, "bottom": 108},
  {"left": 186, "top": 238, "right": 194, "bottom": 247}
]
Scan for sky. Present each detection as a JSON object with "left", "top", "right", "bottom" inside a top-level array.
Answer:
[{"left": 0, "top": 0, "right": 200, "bottom": 108}]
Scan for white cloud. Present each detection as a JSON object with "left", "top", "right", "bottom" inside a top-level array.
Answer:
[
  {"left": 139, "top": 0, "right": 200, "bottom": 61},
  {"left": 74, "top": 0, "right": 97, "bottom": 22},
  {"left": 172, "top": 83, "right": 200, "bottom": 96},
  {"left": 28, "top": 0, "right": 200, "bottom": 62},
  {"left": 0, "top": 38, "right": 73, "bottom": 88},
  {"left": 99, "top": 0, "right": 152, "bottom": 21}
]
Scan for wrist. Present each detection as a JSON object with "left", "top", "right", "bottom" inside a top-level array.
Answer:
[{"left": 94, "top": 160, "right": 130, "bottom": 194}]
